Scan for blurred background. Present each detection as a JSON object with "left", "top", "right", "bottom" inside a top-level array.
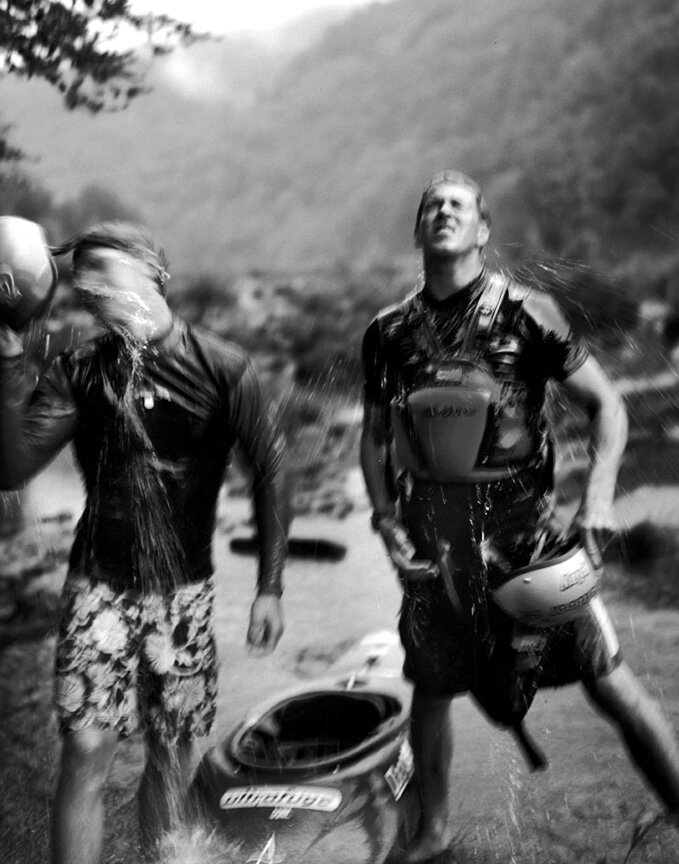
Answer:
[
  {"left": 3, "top": 4, "right": 679, "bottom": 863},
  {"left": 3, "top": 0, "right": 679, "bottom": 596},
  {"left": 2, "top": 0, "right": 679, "bottom": 507},
  {"left": 2, "top": 0, "right": 679, "bottom": 360},
  {"left": 2, "top": 0, "right": 679, "bottom": 565}
]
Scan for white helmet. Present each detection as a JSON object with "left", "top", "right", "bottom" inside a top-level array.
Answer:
[
  {"left": 0, "top": 216, "right": 57, "bottom": 330},
  {"left": 492, "top": 537, "right": 602, "bottom": 627}
]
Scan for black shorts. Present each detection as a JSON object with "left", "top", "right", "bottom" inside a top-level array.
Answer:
[{"left": 397, "top": 470, "right": 622, "bottom": 700}]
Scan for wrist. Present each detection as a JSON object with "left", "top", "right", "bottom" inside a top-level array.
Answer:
[
  {"left": 256, "top": 587, "right": 282, "bottom": 599},
  {"left": 371, "top": 507, "right": 397, "bottom": 532},
  {"left": 582, "top": 486, "right": 615, "bottom": 512}
]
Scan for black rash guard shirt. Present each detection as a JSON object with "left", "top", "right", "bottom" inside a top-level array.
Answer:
[
  {"left": 362, "top": 270, "right": 589, "bottom": 472},
  {"left": 0, "top": 318, "right": 286, "bottom": 593}
]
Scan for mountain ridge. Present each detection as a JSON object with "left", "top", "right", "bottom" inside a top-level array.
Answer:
[{"left": 1, "top": 0, "right": 678, "bottom": 293}]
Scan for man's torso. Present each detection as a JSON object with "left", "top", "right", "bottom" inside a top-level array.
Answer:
[
  {"left": 363, "top": 270, "right": 589, "bottom": 475},
  {"left": 60, "top": 319, "right": 254, "bottom": 587}
]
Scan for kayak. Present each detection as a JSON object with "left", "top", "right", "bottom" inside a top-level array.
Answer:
[{"left": 188, "top": 631, "right": 419, "bottom": 864}]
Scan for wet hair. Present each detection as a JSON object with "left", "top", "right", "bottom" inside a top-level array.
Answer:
[
  {"left": 413, "top": 170, "right": 491, "bottom": 239},
  {"left": 51, "top": 221, "right": 170, "bottom": 295}
]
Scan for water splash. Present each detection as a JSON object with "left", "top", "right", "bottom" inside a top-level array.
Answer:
[{"left": 157, "top": 823, "right": 241, "bottom": 864}]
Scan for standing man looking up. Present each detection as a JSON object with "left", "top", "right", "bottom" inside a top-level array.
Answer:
[
  {"left": 0, "top": 222, "right": 288, "bottom": 864},
  {"left": 360, "top": 171, "right": 679, "bottom": 862}
]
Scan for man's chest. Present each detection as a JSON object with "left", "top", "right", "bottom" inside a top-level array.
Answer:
[
  {"left": 76, "top": 353, "right": 226, "bottom": 456},
  {"left": 385, "top": 313, "right": 534, "bottom": 390}
]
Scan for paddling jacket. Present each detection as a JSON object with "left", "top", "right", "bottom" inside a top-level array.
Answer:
[
  {"left": 0, "top": 318, "right": 287, "bottom": 594},
  {"left": 362, "top": 269, "right": 589, "bottom": 476}
]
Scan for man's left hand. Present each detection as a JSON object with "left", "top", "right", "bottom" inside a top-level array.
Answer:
[
  {"left": 247, "top": 593, "right": 284, "bottom": 657},
  {"left": 573, "top": 499, "right": 618, "bottom": 571}
]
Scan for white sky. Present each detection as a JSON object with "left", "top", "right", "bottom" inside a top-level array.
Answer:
[{"left": 130, "top": 0, "right": 385, "bottom": 34}]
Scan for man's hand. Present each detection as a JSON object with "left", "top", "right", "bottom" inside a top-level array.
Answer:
[
  {"left": 573, "top": 496, "right": 618, "bottom": 535},
  {"left": 375, "top": 515, "right": 438, "bottom": 581},
  {"left": 247, "top": 593, "right": 284, "bottom": 657},
  {"left": 572, "top": 497, "right": 617, "bottom": 572},
  {"left": 0, "top": 323, "right": 23, "bottom": 358}
]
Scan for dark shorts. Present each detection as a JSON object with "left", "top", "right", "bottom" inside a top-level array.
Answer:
[
  {"left": 398, "top": 470, "right": 622, "bottom": 700},
  {"left": 55, "top": 575, "right": 218, "bottom": 742}
]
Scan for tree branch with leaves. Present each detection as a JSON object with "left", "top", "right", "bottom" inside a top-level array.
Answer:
[{"left": 0, "top": 0, "right": 202, "bottom": 112}]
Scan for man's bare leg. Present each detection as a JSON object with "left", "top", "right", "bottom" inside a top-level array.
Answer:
[
  {"left": 405, "top": 692, "right": 455, "bottom": 863},
  {"left": 583, "top": 661, "right": 679, "bottom": 811},
  {"left": 52, "top": 727, "right": 119, "bottom": 864},
  {"left": 138, "top": 734, "right": 198, "bottom": 853}
]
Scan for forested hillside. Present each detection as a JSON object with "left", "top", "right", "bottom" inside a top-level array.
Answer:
[{"left": 1, "top": 0, "right": 678, "bottom": 299}]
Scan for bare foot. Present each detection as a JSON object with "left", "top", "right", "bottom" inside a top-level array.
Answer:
[
  {"left": 403, "top": 830, "right": 454, "bottom": 863},
  {"left": 624, "top": 809, "right": 679, "bottom": 863}
]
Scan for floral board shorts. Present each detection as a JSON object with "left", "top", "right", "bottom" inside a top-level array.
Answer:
[{"left": 55, "top": 575, "right": 218, "bottom": 742}]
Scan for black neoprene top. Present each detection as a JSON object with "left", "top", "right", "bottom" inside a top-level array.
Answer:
[
  {"left": 0, "top": 318, "right": 287, "bottom": 594},
  {"left": 362, "top": 270, "right": 589, "bottom": 472}
]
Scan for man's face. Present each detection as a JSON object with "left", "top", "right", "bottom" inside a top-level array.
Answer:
[
  {"left": 73, "top": 247, "right": 158, "bottom": 332},
  {"left": 415, "top": 182, "right": 489, "bottom": 258}
]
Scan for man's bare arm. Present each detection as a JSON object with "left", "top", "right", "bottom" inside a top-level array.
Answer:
[
  {"left": 360, "top": 400, "right": 437, "bottom": 580},
  {"left": 562, "top": 354, "right": 628, "bottom": 535},
  {"left": 360, "top": 401, "right": 397, "bottom": 521}
]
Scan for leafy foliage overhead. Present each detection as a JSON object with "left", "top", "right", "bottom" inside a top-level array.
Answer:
[{"left": 0, "top": 0, "right": 199, "bottom": 111}]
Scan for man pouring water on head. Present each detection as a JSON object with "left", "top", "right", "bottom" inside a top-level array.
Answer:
[
  {"left": 0, "top": 220, "right": 288, "bottom": 864},
  {"left": 360, "top": 171, "right": 679, "bottom": 862}
]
